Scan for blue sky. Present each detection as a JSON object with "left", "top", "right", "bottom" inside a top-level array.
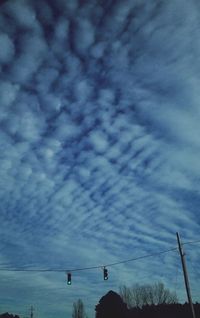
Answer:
[{"left": 0, "top": 0, "right": 200, "bottom": 317}]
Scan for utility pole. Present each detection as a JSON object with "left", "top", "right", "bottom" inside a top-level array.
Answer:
[{"left": 176, "top": 232, "right": 196, "bottom": 318}]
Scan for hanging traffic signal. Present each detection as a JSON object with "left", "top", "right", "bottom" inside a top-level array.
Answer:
[
  {"left": 67, "top": 273, "right": 72, "bottom": 285},
  {"left": 103, "top": 267, "right": 108, "bottom": 280}
]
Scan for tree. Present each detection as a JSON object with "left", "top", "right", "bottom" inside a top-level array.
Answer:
[
  {"left": 95, "top": 290, "right": 129, "bottom": 318},
  {"left": 119, "top": 282, "right": 178, "bottom": 309},
  {"left": 72, "top": 299, "right": 86, "bottom": 318},
  {"left": 0, "top": 314, "right": 20, "bottom": 318}
]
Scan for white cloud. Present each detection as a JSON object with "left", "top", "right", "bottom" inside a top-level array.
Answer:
[
  {"left": 89, "top": 130, "right": 109, "bottom": 153},
  {"left": 3, "top": 0, "right": 38, "bottom": 29},
  {"left": 73, "top": 18, "right": 95, "bottom": 55},
  {"left": 0, "top": 33, "right": 15, "bottom": 64},
  {"left": 0, "top": 81, "right": 19, "bottom": 108}
]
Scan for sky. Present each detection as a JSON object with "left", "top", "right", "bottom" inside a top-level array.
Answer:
[{"left": 0, "top": 0, "right": 200, "bottom": 317}]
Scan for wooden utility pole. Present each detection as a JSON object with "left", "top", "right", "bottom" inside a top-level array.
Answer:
[{"left": 176, "top": 232, "right": 196, "bottom": 318}]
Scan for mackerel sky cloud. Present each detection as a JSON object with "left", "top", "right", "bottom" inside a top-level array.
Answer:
[{"left": 0, "top": 0, "right": 200, "bottom": 317}]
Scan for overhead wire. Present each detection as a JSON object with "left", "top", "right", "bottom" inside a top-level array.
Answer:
[
  {"left": 0, "top": 238, "right": 199, "bottom": 274},
  {"left": 182, "top": 239, "right": 200, "bottom": 246},
  {"left": 0, "top": 247, "right": 178, "bottom": 273}
]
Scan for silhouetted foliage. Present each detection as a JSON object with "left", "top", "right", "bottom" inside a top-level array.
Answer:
[
  {"left": 72, "top": 299, "right": 86, "bottom": 318},
  {"left": 95, "top": 290, "right": 129, "bottom": 318},
  {"left": 95, "top": 290, "right": 200, "bottom": 318},
  {"left": 128, "top": 302, "right": 200, "bottom": 318},
  {"left": 0, "top": 313, "right": 20, "bottom": 318},
  {"left": 119, "top": 282, "right": 178, "bottom": 308}
]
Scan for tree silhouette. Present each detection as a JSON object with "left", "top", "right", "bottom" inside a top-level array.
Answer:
[
  {"left": 95, "top": 290, "right": 129, "bottom": 318},
  {"left": 119, "top": 282, "right": 178, "bottom": 308},
  {"left": 72, "top": 299, "right": 86, "bottom": 318},
  {"left": 95, "top": 289, "right": 200, "bottom": 318},
  {"left": 128, "top": 303, "right": 200, "bottom": 318},
  {"left": 0, "top": 313, "right": 20, "bottom": 318}
]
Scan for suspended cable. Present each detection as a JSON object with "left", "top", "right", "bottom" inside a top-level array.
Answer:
[
  {"left": 0, "top": 238, "right": 199, "bottom": 274},
  {"left": 0, "top": 247, "right": 178, "bottom": 273},
  {"left": 183, "top": 239, "right": 200, "bottom": 246}
]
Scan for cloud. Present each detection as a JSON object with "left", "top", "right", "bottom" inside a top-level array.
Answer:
[
  {"left": 73, "top": 18, "right": 95, "bottom": 55},
  {"left": 0, "top": 33, "right": 15, "bottom": 64}
]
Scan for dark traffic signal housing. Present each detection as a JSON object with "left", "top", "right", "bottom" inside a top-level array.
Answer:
[
  {"left": 103, "top": 267, "right": 108, "bottom": 280},
  {"left": 67, "top": 273, "right": 72, "bottom": 285}
]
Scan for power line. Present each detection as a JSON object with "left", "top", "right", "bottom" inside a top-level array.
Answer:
[
  {"left": 0, "top": 238, "right": 199, "bottom": 274},
  {"left": 0, "top": 247, "right": 178, "bottom": 273},
  {"left": 183, "top": 239, "right": 200, "bottom": 246}
]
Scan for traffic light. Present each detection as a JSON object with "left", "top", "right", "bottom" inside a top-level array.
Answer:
[
  {"left": 103, "top": 267, "right": 108, "bottom": 280},
  {"left": 67, "top": 273, "right": 72, "bottom": 285}
]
